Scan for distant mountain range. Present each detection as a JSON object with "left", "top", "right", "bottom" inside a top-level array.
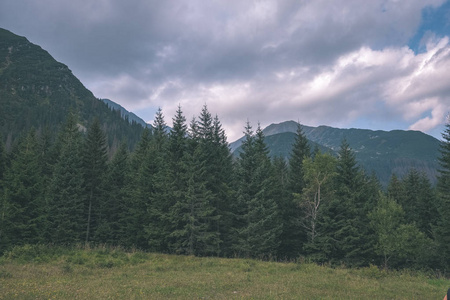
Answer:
[{"left": 230, "top": 121, "right": 440, "bottom": 186}]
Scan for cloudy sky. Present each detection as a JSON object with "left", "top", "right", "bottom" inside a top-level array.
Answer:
[{"left": 1, "top": 0, "right": 449, "bottom": 141}]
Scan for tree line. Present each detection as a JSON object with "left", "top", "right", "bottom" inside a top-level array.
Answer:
[{"left": 0, "top": 105, "right": 449, "bottom": 272}]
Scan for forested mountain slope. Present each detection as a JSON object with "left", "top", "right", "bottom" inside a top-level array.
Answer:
[
  {"left": 0, "top": 28, "right": 143, "bottom": 150},
  {"left": 231, "top": 120, "right": 440, "bottom": 185}
]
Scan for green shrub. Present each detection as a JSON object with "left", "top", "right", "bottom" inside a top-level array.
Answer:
[
  {"left": 3, "top": 244, "right": 63, "bottom": 263},
  {"left": 359, "top": 264, "right": 387, "bottom": 279}
]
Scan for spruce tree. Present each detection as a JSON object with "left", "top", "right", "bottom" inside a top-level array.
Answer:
[
  {"left": 416, "top": 173, "right": 439, "bottom": 238},
  {"left": 98, "top": 142, "right": 130, "bottom": 245},
  {"left": 82, "top": 118, "right": 108, "bottom": 244},
  {"left": 401, "top": 169, "right": 439, "bottom": 237},
  {"left": 166, "top": 106, "right": 189, "bottom": 252},
  {"left": 47, "top": 112, "right": 85, "bottom": 244},
  {"left": 0, "top": 134, "right": 7, "bottom": 252},
  {"left": 169, "top": 112, "right": 220, "bottom": 256},
  {"left": 234, "top": 123, "right": 282, "bottom": 258},
  {"left": 1, "top": 129, "right": 46, "bottom": 249},
  {"left": 436, "top": 119, "right": 450, "bottom": 268},
  {"left": 387, "top": 174, "right": 405, "bottom": 203},
  {"left": 232, "top": 121, "right": 256, "bottom": 256},
  {"left": 0, "top": 134, "right": 5, "bottom": 179},
  {"left": 328, "top": 139, "right": 372, "bottom": 266},
  {"left": 169, "top": 145, "right": 219, "bottom": 256},
  {"left": 171, "top": 105, "right": 233, "bottom": 256},
  {"left": 144, "top": 108, "right": 171, "bottom": 252},
  {"left": 281, "top": 122, "right": 311, "bottom": 258},
  {"left": 123, "top": 128, "right": 152, "bottom": 249},
  {"left": 272, "top": 155, "right": 293, "bottom": 259},
  {"left": 208, "top": 114, "right": 234, "bottom": 256},
  {"left": 289, "top": 123, "right": 311, "bottom": 193}
]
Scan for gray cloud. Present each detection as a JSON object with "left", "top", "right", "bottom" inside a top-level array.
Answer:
[{"left": 1, "top": 0, "right": 448, "bottom": 140}]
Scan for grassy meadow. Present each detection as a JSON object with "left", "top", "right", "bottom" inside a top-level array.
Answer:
[{"left": 0, "top": 245, "right": 448, "bottom": 299}]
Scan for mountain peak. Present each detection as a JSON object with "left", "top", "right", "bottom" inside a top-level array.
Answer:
[
  {"left": 0, "top": 28, "right": 144, "bottom": 150},
  {"left": 230, "top": 120, "right": 439, "bottom": 186}
]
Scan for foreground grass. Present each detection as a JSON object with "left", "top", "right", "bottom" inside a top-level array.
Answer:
[{"left": 0, "top": 245, "right": 448, "bottom": 299}]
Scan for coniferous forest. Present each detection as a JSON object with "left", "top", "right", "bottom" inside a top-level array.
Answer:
[{"left": 1, "top": 105, "right": 449, "bottom": 274}]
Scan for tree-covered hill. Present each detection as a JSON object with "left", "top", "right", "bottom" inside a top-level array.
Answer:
[
  {"left": 0, "top": 28, "right": 143, "bottom": 150},
  {"left": 230, "top": 120, "right": 440, "bottom": 186}
]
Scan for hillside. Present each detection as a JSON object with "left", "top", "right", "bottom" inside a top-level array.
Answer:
[
  {"left": 0, "top": 28, "right": 144, "bottom": 150},
  {"left": 232, "top": 131, "right": 335, "bottom": 157},
  {"left": 230, "top": 121, "right": 440, "bottom": 185},
  {"left": 101, "top": 98, "right": 152, "bottom": 129}
]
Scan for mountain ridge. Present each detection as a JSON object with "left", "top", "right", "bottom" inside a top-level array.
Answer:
[
  {"left": 0, "top": 28, "right": 144, "bottom": 150},
  {"left": 101, "top": 98, "right": 151, "bottom": 129},
  {"left": 230, "top": 120, "right": 440, "bottom": 186}
]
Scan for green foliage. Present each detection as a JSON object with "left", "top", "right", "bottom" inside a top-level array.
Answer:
[
  {"left": 298, "top": 151, "right": 337, "bottom": 257},
  {"left": 47, "top": 112, "right": 85, "bottom": 245},
  {"left": 0, "top": 98, "right": 447, "bottom": 272},
  {"left": 144, "top": 108, "right": 171, "bottom": 252},
  {"left": 231, "top": 121, "right": 441, "bottom": 186},
  {"left": 233, "top": 123, "right": 282, "bottom": 258},
  {"left": 169, "top": 107, "right": 221, "bottom": 256},
  {"left": 0, "top": 28, "right": 143, "bottom": 151},
  {"left": 0, "top": 129, "right": 46, "bottom": 251},
  {"left": 436, "top": 120, "right": 450, "bottom": 269},
  {"left": 99, "top": 142, "right": 130, "bottom": 245},
  {"left": 82, "top": 118, "right": 108, "bottom": 244},
  {"left": 369, "top": 193, "right": 428, "bottom": 269}
]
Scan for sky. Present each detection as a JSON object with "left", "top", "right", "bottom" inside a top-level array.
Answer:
[{"left": 1, "top": 0, "right": 449, "bottom": 141}]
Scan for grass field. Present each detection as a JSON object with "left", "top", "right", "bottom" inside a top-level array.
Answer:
[{"left": 0, "top": 245, "right": 448, "bottom": 299}]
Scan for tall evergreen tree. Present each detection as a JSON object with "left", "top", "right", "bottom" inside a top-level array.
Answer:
[
  {"left": 169, "top": 144, "right": 219, "bottom": 256},
  {"left": 280, "top": 123, "right": 311, "bottom": 258},
  {"left": 234, "top": 122, "right": 282, "bottom": 258},
  {"left": 325, "top": 139, "right": 372, "bottom": 266},
  {"left": 0, "top": 134, "right": 5, "bottom": 180},
  {"left": 208, "top": 113, "right": 234, "bottom": 256},
  {"left": 166, "top": 106, "right": 189, "bottom": 252},
  {"left": 82, "top": 118, "right": 108, "bottom": 244},
  {"left": 401, "top": 169, "right": 439, "bottom": 238},
  {"left": 0, "top": 134, "right": 7, "bottom": 252},
  {"left": 47, "top": 112, "right": 85, "bottom": 244},
  {"left": 97, "top": 142, "right": 130, "bottom": 245},
  {"left": 387, "top": 174, "right": 405, "bottom": 204},
  {"left": 169, "top": 111, "right": 220, "bottom": 256},
  {"left": 436, "top": 119, "right": 450, "bottom": 268},
  {"left": 123, "top": 128, "right": 152, "bottom": 249},
  {"left": 144, "top": 108, "right": 171, "bottom": 252},
  {"left": 272, "top": 156, "right": 294, "bottom": 259},
  {"left": 289, "top": 123, "right": 311, "bottom": 193},
  {"left": 1, "top": 129, "right": 46, "bottom": 250}
]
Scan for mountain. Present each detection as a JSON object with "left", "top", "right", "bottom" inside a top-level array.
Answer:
[
  {"left": 231, "top": 120, "right": 440, "bottom": 186},
  {"left": 0, "top": 28, "right": 144, "bottom": 150},
  {"left": 232, "top": 131, "right": 334, "bottom": 157},
  {"left": 101, "top": 98, "right": 151, "bottom": 129}
]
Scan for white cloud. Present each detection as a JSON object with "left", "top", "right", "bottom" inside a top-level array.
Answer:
[{"left": 1, "top": 0, "right": 449, "bottom": 140}]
